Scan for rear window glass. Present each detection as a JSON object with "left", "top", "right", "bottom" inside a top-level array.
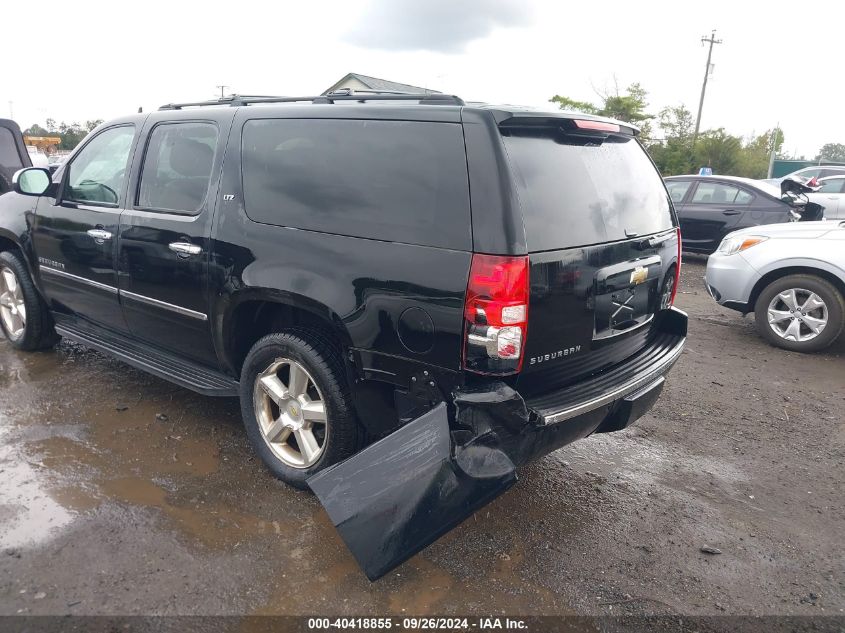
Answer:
[
  {"left": 241, "top": 119, "right": 471, "bottom": 250},
  {"left": 501, "top": 129, "right": 674, "bottom": 251}
]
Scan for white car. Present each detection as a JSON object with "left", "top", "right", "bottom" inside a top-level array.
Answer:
[
  {"left": 808, "top": 175, "right": 845, "bottom": 220},
  {"left": 26, "top": 145, "right": 49, "bottom": 168},
  {"left": 705, "top": 220, "right": 845, "bottom": 352},
  {"left": 761, "top": 165, "right": 845, "bottom": 187}
]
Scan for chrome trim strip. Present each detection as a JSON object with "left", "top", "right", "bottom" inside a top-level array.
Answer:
[
  {"left": 120, "top": 290, "right": 208, "bottom": 321},
  {"left": 540, "top": 340, "right": 685, "bottom": 425},
  {"left": 594, "top": 313, "right": 654, "bottom": 341},
  {"left": 39, "top": 266, "right": 118, "bottom": 294}
]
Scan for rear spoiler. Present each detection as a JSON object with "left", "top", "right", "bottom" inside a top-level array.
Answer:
[{"left": 490, "top": 111, "right": 639, "bottom": 137}]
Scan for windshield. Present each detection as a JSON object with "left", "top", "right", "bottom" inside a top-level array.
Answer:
[{"left": 502, "top": 128, "right": 674, "bottom": 251}]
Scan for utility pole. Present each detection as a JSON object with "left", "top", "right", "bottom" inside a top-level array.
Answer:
[
  {"left": 8, "top": 101, "right": 13, "bottom": 119},
  {"left": 693, "top": 30, "right": 723, "bottom": 143},
  {"left": 215, "top": 85, "right": 229, "bottom": 99},
  {"left": 766, "top": 123, "right": 780, "bottom": 179}
]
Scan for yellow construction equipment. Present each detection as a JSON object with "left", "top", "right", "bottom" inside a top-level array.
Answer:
[{"left": 24, "top": 136, "right": 61, "bottom": 152}]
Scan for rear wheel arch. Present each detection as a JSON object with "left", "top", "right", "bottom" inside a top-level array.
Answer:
[
  {"left": 221, "top": 295, "right": 352, "bottom": 377},
  {"left": 0, "top": 234, "right": 21, "bottom": 256}
]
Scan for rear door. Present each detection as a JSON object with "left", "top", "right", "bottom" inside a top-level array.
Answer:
[
  {"left": 677, "top": 180, "right": 752, "bottom": 252},
  {"left": 32, "top": 124, "right": 138, "bottom": 331},
  {"left": 117, "top": 112, "right": 233, "bottom": 366},
  {"left": 497, "top": 122, "right": 679, "bottom": 395},
  {"left": 813, "top": 177, "right": 845, "bottom": 219}
]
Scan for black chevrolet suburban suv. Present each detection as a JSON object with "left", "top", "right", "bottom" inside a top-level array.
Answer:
[{"left": 0, "top": 93, "right": 686, "bottom": 576}]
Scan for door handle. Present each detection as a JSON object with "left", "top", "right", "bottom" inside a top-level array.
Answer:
[
  {"left": 169, "top": 241, "right": 202, "bottom": 257},
  {"left": 87, "top": 228, "right": 113, "bottom": 243},
  {"left": 722, "top": 210, "right": 741, "bottom": 216}
]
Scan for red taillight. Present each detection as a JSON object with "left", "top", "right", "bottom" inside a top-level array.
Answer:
[
  {"left": 463, "top": 254, "right": 529, "bottom": 375},
  {"left": 573, "top": 119, "right": 620, "bottom": 133},
  {"left": 670, "top": 227, "right": 682, "bottom": 306}
]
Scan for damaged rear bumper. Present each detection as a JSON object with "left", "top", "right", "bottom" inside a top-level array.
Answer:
[
  {"left": 310, "top": 308, "right": 687, "bottom": 580},
  {"left": 455, "top": 307, "right": 687, "bottom": 467}
]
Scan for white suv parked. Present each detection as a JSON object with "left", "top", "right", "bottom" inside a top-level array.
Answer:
[{"left": 705, "top": 221, "right": 845, "bottom": 352}]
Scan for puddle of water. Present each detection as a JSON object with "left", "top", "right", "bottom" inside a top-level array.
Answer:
[
  {"left": 99, "top": 476, "right": 300, "bottom": 549},
  {"left": 0, "top": 427, "right": 75, "bottom": 549},
  {"left": 555, "top": 426, "right": 748, "bottom": 490}
]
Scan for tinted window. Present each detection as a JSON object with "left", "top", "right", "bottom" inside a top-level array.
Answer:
[
  {"left": 817, "top": 178, "right": 845, "bottom": 193},
  {"left": 138, "top": 122, "right": 218, "bottom": 214},
  {"left": 241, "top": 119, "right": 471, "bottom": 249},
  {"left": 819, "top": 168, "right": 845, "bottom": 179},
  {"left": 796, "top": 168, "right": 822, "bottom": 179},
  {"left": 0, "top": 127, "right": 24, "bottom": 170},
  {"left": 502, "top": 130, "right": 673, "bottom": 251},
  {"left": 691, "top": 182, "right": 742, "bottom": 205},
  {"left": 666, "top": 180, "right": 692, "bottom": 203},
  {"left": 734, "top": 189, "right": 754, "bottom": 204},
  {"left": 65, "top": 126, "right": 135, "bottom": 206}
]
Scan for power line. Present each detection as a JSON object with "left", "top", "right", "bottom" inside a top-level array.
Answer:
[{"left": 693, "top": 30, "right": 723, "bottom": 143}]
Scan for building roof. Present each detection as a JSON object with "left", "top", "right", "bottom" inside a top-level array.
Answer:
[{"left": 322, "top": 73, "right": 441, "bottom": 96}]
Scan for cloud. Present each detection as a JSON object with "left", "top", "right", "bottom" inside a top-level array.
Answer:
[{"left": 344, "top": 0, "right": 533, "bottom": 53}]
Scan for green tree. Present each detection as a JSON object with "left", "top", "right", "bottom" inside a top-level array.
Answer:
[
  {"left": 24, "top": 123, "right": 51, "bottom": 136},
  {"left": 647, "top": 105, "right": 695, "bottom": 175},
  {"left": 599, "top": 83, "right": 653, "bottom": 138},
  {"left": 23, "top": 119, "right": 103, "bottom": 150},
  {"left": 735, "top": 128, "right": 785, "bottom": 179},
  {"left": 816, "top": 143, "right": 845, "bottom": 162},
  {"left": 549, "top": 82, "right": 654, "bottom": 138},
  {"left": 693, "top": 128, "right": 743, "bottom": 175},
  {"left": 549, "top": 95, "right": 599, "bottom": 114}
]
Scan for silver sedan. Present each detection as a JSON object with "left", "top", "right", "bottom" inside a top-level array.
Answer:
[
  {"left": 705, "top": 220, "right": 845, "bottom": 352},
  {"left": 807, "top": 175, "right": 845, "bottom": 220}
]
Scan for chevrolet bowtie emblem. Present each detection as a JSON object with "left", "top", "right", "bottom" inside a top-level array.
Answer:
[{"left": 630, "top": 266, "right": 648, "bottom": 285}]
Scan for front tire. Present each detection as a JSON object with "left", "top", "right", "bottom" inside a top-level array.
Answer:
[
  {"left": 0, "top": 250, "right": 58, "bottom": 350},
  {"left": 239, "top": 332, "right": 360, "bottom": 489},
  {"left": 754, "top": 274, "right": 844, "bottom": 353}
]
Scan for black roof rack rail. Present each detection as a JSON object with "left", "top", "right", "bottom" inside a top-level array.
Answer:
[{"left": 159, "top": 92, "right": 465, "bottom": 110}]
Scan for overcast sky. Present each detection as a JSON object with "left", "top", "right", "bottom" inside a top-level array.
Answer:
[{"left": 3, "top": 0, "right": 843, "bottom": 157}]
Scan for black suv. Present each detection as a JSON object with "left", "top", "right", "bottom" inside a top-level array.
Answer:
[{"left": 0, "top": 93, "right": 686, "bottom": 577}]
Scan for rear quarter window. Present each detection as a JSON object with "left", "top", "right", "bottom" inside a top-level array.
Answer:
[
  {"left": 502, "top": 129, "right": 674, "bottom": 251},
  {"left": 241, "top": 119, "right": 471, "bottom": 250}
]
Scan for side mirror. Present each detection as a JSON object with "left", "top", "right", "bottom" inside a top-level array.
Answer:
[{"left": 13, "top": 167, "right": 51, "bottom": 196}]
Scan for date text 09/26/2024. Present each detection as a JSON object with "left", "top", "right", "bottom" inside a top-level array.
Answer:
[{"left": 307, "top": 617, "right": 528, "bottom": 630}]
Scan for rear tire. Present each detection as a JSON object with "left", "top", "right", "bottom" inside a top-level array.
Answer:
[
  {"left": 239, "top": 331, "right": 360, "bottom": 489},
  {"left": 0, "top": 250, "right": 59, "bottom": 351},
  {"left": 754, "top": 274, "right": 844, "bottom": 353}
]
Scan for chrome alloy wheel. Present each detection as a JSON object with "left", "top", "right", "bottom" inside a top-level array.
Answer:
[
  {"left": 767, "top": 288, "right": 828, "bottom": 342},
  {"left": 253, "top": 358, "right": 328, "bottom": 468},
  {"left": 0, "top": 265, "right": 26, "bottom": 341}
]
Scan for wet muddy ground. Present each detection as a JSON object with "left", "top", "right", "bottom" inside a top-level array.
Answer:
[{"left": 0, "top": 259, "right": 843, "bottom": 619}]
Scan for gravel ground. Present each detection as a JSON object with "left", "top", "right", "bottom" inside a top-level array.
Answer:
[{"left": 0, "top": 259, "right": 842, "bottom": 628}]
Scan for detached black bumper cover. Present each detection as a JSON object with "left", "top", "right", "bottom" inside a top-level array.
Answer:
[
  {"left": 310, "top": 307, "right": 686, "bottom": 580},
  {"left": 308, "top": 403, "right": 516, "bottom": 581}
]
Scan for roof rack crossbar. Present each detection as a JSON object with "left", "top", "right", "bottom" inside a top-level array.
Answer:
[{"left": 159, "top": 92, "right": 465, "bottom": 110}]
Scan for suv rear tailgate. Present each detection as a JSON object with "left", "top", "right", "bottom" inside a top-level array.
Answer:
[{"left": 498, "top": 119, "right": 680, "bottom": 396}]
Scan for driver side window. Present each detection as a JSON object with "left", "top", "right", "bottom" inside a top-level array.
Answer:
[{"left": 65, "top": 125, "right": 135, "bottom": 206}]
